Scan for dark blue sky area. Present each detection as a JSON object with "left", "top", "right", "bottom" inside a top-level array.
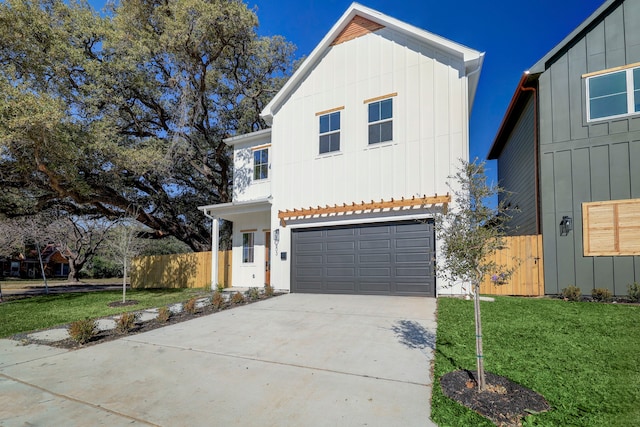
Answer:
[{"left": 92, "top": 0, "right": 606, "bottom": 182}]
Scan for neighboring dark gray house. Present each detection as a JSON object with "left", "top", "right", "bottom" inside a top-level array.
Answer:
[{"left": 488, "top": 0, "right": 640, "bottom": 296}]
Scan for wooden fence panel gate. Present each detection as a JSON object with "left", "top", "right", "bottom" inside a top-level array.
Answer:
[{"left": 479, "top": 235, "right": 544, "bottom": 296}]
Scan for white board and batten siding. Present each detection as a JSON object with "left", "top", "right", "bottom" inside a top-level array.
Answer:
[{"left": 269, "top": 28, "right": 473, "bottom": 295}]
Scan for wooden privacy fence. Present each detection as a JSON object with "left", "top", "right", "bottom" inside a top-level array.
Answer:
[
  {"left": 479, "top": 235, "right": 544, "bottom": 296},
  {"left": 131, "top": 250, "right": 232, "bottom": 289}
]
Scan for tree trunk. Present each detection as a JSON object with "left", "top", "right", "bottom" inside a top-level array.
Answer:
[
  {"left": 122, "top": 256, "right": 127, "bottom": 303},
  {"left": 67, "top": 261, "right": 82, "bottom": 283},
  {"left": 474, "top": 279, "right": 486, "bottom": 390}
]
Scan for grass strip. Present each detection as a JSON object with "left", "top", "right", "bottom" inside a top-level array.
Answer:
[
  {"left": 0, "top": 288, "right": 207, "bottom": 338},
  {"left": 432, "top": 296, "right": 640, "bottom": 426}
]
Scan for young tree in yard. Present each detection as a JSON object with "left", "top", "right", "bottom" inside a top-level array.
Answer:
[
  {"left": 108, "top": 210, "right": 146, "bottom": 303},
  {"left": 435, "top": 159, "right": 514, "bottom": 391}
]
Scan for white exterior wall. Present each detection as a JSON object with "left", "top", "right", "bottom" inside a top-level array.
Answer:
[
  {"left": 268, "top": 29, "right": 470, "bottom": 295},
  {"left": 232, "top": 138, "right": 271, "bottom": 202},
  {"left": 230, "top": 212, "right": 271, "bottom": 288}
]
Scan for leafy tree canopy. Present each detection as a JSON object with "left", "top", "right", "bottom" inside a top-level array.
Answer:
[{"left": 0, "top": 0, "right": 296, "bottom": 250}]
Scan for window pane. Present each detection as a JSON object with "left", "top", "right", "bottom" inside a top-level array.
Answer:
[
  {"left": 380, "top": 99, "right": 392, "bottom": 120},
  {"left": 320, "top": 115, "right": 330, "bottom": 133},
  {"left": 261, "top": 149, "right": 268, "bottom": 164},
  {"left": 380, "top": 121, "right": 392, "bottom": 142},
  {"left": 368, "top": 103, "right": 379, "bottom": 123},
  {"left": 254, "top": 150, "right": 261, "bottom": 164},
  {"left": 330, "top": 112, "right": 340, "bottom": 132},
  {"left": 330, "top": 133, "right": 340, "bottom": 151},
  {"left": 319, "top": 135, "right": 331, "bottom": 153},
  {"left": 368, "top": 123, "right": 380, "bottom": 144},
  {"left": 590, "top": 93, "right": 627, "bottom": 119},
  {"left": 589, "top": 72, "right": 626, "bottom": 98}
]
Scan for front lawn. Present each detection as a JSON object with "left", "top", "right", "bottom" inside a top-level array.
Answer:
[
  {"left": 0, "top": 288, "right": 207, "bottom": 338},
  {"left": 432, "top": 297, "right": 640, "bottom": 426}
]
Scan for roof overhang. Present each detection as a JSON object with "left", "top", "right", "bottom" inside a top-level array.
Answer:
[
  {"left": 223, "top": 128, "right": 271, "bottom": 147},
  {"left": 261, "top": 2, "right": 485, "bottom": 124},
  {"left": 198, "top": 198, "right": 271, "bottom": 221},
  {"left": 487, "top": 72, "right": 538, "bottom": 159}
]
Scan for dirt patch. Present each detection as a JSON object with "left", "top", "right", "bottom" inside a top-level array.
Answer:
[{"left": 440, "top": 370, "right": 550, "bottom": 426}]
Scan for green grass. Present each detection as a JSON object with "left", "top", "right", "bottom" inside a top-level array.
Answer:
[
  {"left": 0, "top": 288, "right": 207, "bottom": 338},
  {"left": 432, "top": 297, "right": 640, "bottom": 426}
]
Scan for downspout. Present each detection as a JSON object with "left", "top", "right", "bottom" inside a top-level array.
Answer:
[
  {"left": 519, "top": 75, "right": 540, "bottom": 234},
  {"left": 201, "top": 209, "right": 219, "bottom": 290}
]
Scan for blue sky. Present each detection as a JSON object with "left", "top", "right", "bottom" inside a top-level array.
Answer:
[{"left": 91, "top": 0, "right": 605, "bottom": 181}]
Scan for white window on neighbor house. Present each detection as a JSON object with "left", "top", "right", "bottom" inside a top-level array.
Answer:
[
  {"left": 319, "top": 111, "right": 341, "bottom": 154},
  {"left": 367, "top": 97, "right": 393, "bottom": 144},
  {"left": 253, "top": 148, "right": 268, "bottom": 180},
  {"left": 242, "top": 232, "right": 254, "bottom": 263},
  {"left": 586, "top": 65, "right": 640, "bottom": 121}
]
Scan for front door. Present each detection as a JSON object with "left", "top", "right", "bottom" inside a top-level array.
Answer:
[{"left": 265, "top": 231, "right": 271, "bottom": 286}]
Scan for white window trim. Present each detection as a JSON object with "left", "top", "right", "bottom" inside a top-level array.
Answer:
[
  {"left": 252, "top": 147, "right": 269, "bottom": 182},
  {"left": 242, "top": 232, "right": 255, "bottom": 264},
  {"left": 367, "top": 97, "right": 394, "bottom": 145},
  {"left": 585, "top": 65, "right": 640, "bottom": 122},
  {"left": 318, "top": 111, "right": 341, "bottom": 155}
]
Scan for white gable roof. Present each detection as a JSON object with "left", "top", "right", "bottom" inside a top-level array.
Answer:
[{"left": 261, "top": 2, "right": 484, "bottom": 124}]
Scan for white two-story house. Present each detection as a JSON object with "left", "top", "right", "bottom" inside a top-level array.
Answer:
[{"left": 199, "top": 3, "right": 484, "bottom": 296}]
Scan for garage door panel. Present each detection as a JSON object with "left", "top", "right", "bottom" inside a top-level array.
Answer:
[
  {"left": 360, "top": 267, "right": 391, "bottom": 277},
  {"left": 296, "top": 267, "right": 323, "bottom": 277},
  {"left": 396, "top": 253, "right": 429, "bottom": 263},
  {"left": 359, "top": 254, "right": 391, "bottom": 263},
  {"left": 359, "top": 282, "right": 392, "bottom": 293},
  {"left": 326, "top": 241, "right": 355, "bottom": 251},
  {"left": 297, "top": 242, "right": 324, "bottom": 252},
  {"left": 326, "top": 254, "right": 355, "bottom": 264},
  {"left": 326, "top": 267, "right": 356, "bottom": 277},
  {"left": 297, "top": 255, "right": 324, "bottom": 264},
  {"left": 359, "top": 239, "right": 391, "bottom": 250},
  {"left": 292, "top": 220, "right": 434, "bottom": 296},
  {"left": 326, "top": 228, "right": 357, "bottom": 237}
]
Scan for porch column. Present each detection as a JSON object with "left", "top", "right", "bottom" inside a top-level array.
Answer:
[{"left": 211, "top": 217, "right": 219, "bottom": 289}]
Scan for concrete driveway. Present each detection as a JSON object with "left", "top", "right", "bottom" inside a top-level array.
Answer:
[{"left": 0, "top": 294, "right": 437, "bottom": 426}]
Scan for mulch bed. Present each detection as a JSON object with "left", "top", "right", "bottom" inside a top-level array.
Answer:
[
  {"left": 440, "top": 370, "right": 550, "bottom": 426},
  {"left": 12, "top": 293, "right": 283, "bottom": 350}
]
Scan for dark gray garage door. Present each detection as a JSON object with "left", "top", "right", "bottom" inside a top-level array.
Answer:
[{"left": 291, "top": 220, "right": 435, "bottom": 296}]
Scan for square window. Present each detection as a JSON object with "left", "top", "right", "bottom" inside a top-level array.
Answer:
[
  {"left": 368, "top": 98, "right": 393, "bottom": 144},
  {"left": 242, "top": 232, "right": 254, "bottom": 263},
  {"left": 319, "top": 111, "right": 340, "bottom": 154},
  {"left": 253, "top": 148, "right": 268, "bottom": 180}
]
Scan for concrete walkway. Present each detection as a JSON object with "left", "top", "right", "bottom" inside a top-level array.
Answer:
[{"left": 0, "top": 294, "right": 437, "bottom": 426}]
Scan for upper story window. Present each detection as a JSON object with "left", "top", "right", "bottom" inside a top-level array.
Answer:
[
  {"left": 368, "top": 98, "right": 393, "bottom": 144},
  {"left": 586, "top": 65, "right": 640, "bottom": 121},
  {"left": 253, "top": 148, "right": 268, "bottom": 180},
  {"left": 242, "top": 232, "right": 254, "bottom": 263},
  {"left": 319, "top": 111, "right": 340, "bottom": 154}
]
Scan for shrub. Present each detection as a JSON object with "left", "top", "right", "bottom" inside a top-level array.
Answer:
[
  {"left": 68, "top": 318, "right": 97, "bottom": 344},
  {"left": 184, "top": 297, "right": 198, "bottom": 314},
  {"left": 264, "top": 284, "right": 274, "bottom": 297},
  {"left": 116, "top": 312, "right": 139, "bottom": 334},
  {"left": 246, "top": 287, "right": 260, "bottom": 301},
  {"left": 592, "top": 288, "right": 613, "bottom": 302},
  {"left": 628, "top": 282, "right": 640, "bottom": 302},
  {"left": 211, "top": 291, "right": 225, "bottom": 310},
  {"left": 216, "top": 283, "right": 225, "bottom": 293},
  {"left": 562, "top": 285, "right": 582, "bottom": 302},
  {"left": 231, "top": 291, "right": 245, "bottom": 305},
  {"left": 157, "top": 307, "right": 171, "bottom": 322}
]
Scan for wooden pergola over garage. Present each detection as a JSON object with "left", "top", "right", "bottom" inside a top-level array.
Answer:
[{"left": 277, "top": 194, "right": 451, "bottom": 227}]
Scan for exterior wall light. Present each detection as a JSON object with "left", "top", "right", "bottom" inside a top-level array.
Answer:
[{"left": 560, "top": 215, "right": 573, "bottom": 236}]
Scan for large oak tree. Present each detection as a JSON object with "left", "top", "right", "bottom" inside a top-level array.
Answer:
[{"left": 0, "top": 0, "right": 295, "bottom": 251}]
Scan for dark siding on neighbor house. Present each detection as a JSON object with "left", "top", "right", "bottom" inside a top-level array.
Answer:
[
  {"left": 538, "top": 0, "right": 640, "bottom": 295},
  {"left": 497, "top": 95, "right": 537, "bottom": 235}
]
